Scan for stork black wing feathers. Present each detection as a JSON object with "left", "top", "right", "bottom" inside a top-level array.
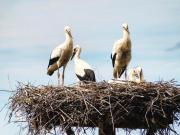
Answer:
[
  {"left": 111, "top": 53, "right": 116, "bottom": 67},
  {"left": 76, "top": 69, "right": 96, "bottom": 82},
  {"left": 48, "top": 57, "right": 59, "bottom": 68},
  {"left": 119, "top": 65, "right": 127, "bottom": 78}
]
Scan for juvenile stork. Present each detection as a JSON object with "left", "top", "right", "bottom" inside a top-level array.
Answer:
[
  {"left": 71, "top": 45, "right": 96, "bottom": 82},
  {"left": 135, "top": 66, "right": 145, "bottom": 83},
  {"left": 111, "top": 23, "right": 131, "bottom": 79},
  {"left": 128, "top": 68, "right": 137, "bottom": 82},
  {"left": 47, "top": 26, "right": 73, "bottom": 86},
  {"left": 129, "top": 66, "right": 145, "bottom": 83}
]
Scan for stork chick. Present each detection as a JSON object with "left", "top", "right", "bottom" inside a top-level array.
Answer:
[
  {"left": 129, "top": 66, "right": 145, "bottom": 83},
  {"left": 135, "top": 66, "right": 145, "bottom": 83},
  {"left": 128, "top": 68, "right": 137, "bottom": 82},
  {"left": 111, "top": 23, "right": 131, "bottom": 79},
  {"left": 47, "top": 26, "right": 73, "bottom": 86},
  {"left": 71, "top": 45, "right": 96, "bottom": 82}
]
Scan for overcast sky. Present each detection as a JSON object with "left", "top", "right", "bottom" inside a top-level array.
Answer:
[{"left": 0, "top": 0, "right": 180, "bottom": 135}]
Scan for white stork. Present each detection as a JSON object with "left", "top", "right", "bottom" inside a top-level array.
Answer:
[
  {"left": 128, "top": 68, "right": 137, "bottom": 82},
  {"left": 129, "top": 66, "right": 145, "bottom": 83},
  {"left": 71, "top": 45, "right": 96, "bottom": 82},
  {"left": 111, "top": 23, "right": 131, "bottom": 79},
  {"left": 135, "top": 66, "right": 145, "bottom": 83},
  {"left": 47, "top": 26, "right": 73, "bottom": 86}
]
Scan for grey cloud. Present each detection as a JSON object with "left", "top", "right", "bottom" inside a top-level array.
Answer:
[{"left": 166, "top": 42, "right": 180, "bottom": 51}]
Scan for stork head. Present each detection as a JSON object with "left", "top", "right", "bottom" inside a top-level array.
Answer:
[
  {"left": 129, "top": 68, "right": 139, "bottom": 79},
  {"left": 71, "top": 45, "right": 81, "bottom": 60},
  {"left": 129, "top": 68, "right": 137, "bottom": 81},
  {"left": 122, "top": 23, "right": 129, "bottom": 33},
  {"left": 129, "top": 69, "right": 136, "bottom": 76},
  {"left": 64, "top": 26, "right": 72, "bottom": 37}
]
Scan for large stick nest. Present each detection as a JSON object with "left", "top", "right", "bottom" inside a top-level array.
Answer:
[{"left": 9, "top": 80, "right": 180, "bottom": 134}]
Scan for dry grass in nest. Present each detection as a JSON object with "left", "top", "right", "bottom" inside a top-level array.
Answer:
[{"left": 9, "top": 80, "right": 180, "bottom": 135}]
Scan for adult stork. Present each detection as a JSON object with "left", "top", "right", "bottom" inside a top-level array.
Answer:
[
  {"left": 129, "top": 66, "right": 145, "bottom": 83},
  {"left": 111, "top": 23, "right": 131, "bottom": 79},
  {"left": 71, "top": 45, "right": 96, "bottom": 82},
  {"left": 47, "top": 26, "right": 73, "bottom": 86}
]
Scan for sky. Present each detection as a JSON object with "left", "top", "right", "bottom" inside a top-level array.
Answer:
[{"left": 0, "top": 0, "right": 180, "bottom": 134}]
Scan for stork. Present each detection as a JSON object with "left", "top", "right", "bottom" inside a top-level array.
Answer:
[
  {"left": 111, "top": 23, "right": 131, "bottom": 79},
  {"left": 128, "top": 68, "right": 137, "bottom": 82},
  {"left": 129, "top": 66, "right": 145, "bottom": 83},
  {"left": 71, "top": 45, "right": 96, "bottom": 82},
  {"left": 47, "top": 26, "right": 73, "bottom": 86},
  {"left": 135, "top": 66, "right": 145, "bottom": 83}
]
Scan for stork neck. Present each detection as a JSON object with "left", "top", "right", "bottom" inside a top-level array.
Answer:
[
  {"left": 65, "top": 33, "right": 73, "bottom": 44},
  {"left": 121, "top": 30, "right": 131, "bottom": 51},
  {"left": 122, "top": 30, "right": 130, "bottom": 41},
  {"left": 129, "top": 75, "right": 135, "bottom": 81},
  {"left": 75, "top": 50, "right": 81, "bottom": 59},
  {"left": 65, "top": 33, "right": 73, "bottom": 47}
]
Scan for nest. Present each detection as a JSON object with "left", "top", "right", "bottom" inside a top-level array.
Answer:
[{"left": 9, "top": 80, "right": 180, "bottom": 135}]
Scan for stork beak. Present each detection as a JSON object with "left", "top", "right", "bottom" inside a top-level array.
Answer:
[
  {"left": 123, "top": 27, "right": 129, "bottom": 33},
  {"left": 135, "top": 72, "right": 139, "bottom": 78},
  {"left": 71, "top": 49, "right": 76, "bottom": 60},
  {"left": 67, "top": 31, "right": 73, "bottom": 38}
]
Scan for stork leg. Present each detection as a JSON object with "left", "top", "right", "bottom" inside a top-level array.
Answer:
[
  {"left": 117, "top": 72, "right": 120, "bottom": 80},
  {"left": 57, "top": 68, "right": 60, "bottom": 86},
  {"left": 61, "top": 66, "right": 66, "bottom": 86},
  {"left": 113, "top": 69, "right": 118, "bottom": 79},
  {"left": 124, "top": 69, "right": 127, "bottom": 80}
]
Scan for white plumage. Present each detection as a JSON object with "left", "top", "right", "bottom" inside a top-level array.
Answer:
[
  {"left": 111, "top": 23, "right": 131, "bottom": 79},
  {"left": 71, "top": 45, "right": 96, "bottom": 82},
  {"left": 128, "top": 68, "right": 137, "bottom": 82},
  {"left": 135, "top": 66, "right": 145, "bottom": 83},
  {"left": 47, "top": 26, "right": 73, "bottom": 86},
  {"left": 129, "top": 66, "right": 145, "bottom": 83}
]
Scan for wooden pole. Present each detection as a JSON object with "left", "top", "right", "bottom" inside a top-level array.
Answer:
[
  {"left": 146, "top": 128, "right": 156, "bottom": 135},
  {"left": 65, "top": 127, "right": 75, "bottom": 135},
  {"left": 99, "top": 122, "right": 115, "bottom": 135}
]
